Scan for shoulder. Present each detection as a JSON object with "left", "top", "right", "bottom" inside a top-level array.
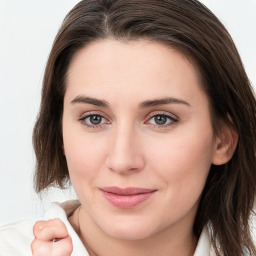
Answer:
[{"left": 0, "top": 218, "right": 38, "bottom": 256}]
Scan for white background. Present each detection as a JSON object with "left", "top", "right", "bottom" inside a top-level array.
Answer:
[{"left": 0, "top": 0, "right": 255, "bottom": 226}]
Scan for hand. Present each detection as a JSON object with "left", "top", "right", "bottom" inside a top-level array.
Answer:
[{"left": 31, "top": 218, "right": 73, "bottom": 256}]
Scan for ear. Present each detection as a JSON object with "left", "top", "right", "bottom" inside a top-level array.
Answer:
[{"left": 211, "top": 124, "right": 238, "bottom": 165}]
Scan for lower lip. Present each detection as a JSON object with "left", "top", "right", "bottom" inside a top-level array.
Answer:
[{"left": 101, "top": 191, "right": 156, "bottom": 209}]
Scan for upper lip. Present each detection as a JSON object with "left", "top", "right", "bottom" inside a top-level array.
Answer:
[{"left": 100, "top": 186, "right": 157, "bottom": 195}]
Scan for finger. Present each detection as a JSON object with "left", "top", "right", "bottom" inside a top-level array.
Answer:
[
  {"left": 31, "top": 236, "right": 73, "bottom": 256},
  {"left": 33, "top": 219, "right": 69, "bottom": 241},
  {"left": 31, "top": 238, "right": 52, "bottom": 255},
  {"left": 53, "top": 236, "right": 73, "bottom": 256}
]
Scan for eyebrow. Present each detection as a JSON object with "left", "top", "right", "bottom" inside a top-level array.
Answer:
[
  {"left": 139, "top": 97, "right": 190, "bottom": 108},
  {"left": 70, "top": 95, "right": 190, "bottom": 108},
  {"left": 71, "top": 95, "right": 109, "bottom": 107}
]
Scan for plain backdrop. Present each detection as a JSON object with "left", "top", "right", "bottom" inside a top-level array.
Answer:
[{"left": 0, "top": 0, "right": 255, "bottom": 226}]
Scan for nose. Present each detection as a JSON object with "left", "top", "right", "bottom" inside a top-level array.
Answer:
[{"left": 106, "top": 125, "right": 145, "bottom": 174}]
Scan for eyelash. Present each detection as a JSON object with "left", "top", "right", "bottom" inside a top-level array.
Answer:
[
  {"left": 78, "top": 112, "right": 179, "bottom": 129},
  {"left": 78, "top": 112, "right": 109, "bottom": 129},
  {"left": 145, "top": 112, "right": 179, "bottom": 128}
]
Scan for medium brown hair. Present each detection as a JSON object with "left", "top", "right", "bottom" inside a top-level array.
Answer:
[{"left": 33, "top": 0, "right": 256, "bottom": 255}]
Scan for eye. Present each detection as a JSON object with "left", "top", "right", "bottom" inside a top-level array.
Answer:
[
  {"left": 88, "top": 115, "right": 103, "bottom": 125},
  {"left": 146, "top": 113, "right": 178, "bottom": 127},
  {"left": 152, "top": 115, "right": 169, "bottom": 125},
  {"left": 79, "top": 114, "right": 109, "bottom": 128}
]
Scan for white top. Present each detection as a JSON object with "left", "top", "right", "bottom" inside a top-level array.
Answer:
[{"left": 0, "top": 200, "right": 220, "bottom": 256}]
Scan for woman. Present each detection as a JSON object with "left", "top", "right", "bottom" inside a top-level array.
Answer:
[{"left": 1, "top": 0, "right": 255, "bottom": 255}]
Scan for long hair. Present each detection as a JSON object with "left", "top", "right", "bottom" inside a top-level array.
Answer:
[{"left": 33, "top": 1, "right": 256, "bottom": 255}]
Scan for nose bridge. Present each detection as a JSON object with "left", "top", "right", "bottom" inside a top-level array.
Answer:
[{"left": 106, "top": 121, "right": 144, "bottom": 173}]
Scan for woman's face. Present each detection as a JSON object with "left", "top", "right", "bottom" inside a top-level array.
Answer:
[{"left": 62, "top": 40, "right": 218, "bottom": 240}]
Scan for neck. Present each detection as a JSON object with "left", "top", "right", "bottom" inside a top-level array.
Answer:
[{"left": 69, "top": 206, "right": 198, "bottom": 256}]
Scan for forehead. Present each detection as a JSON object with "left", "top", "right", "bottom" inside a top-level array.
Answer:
[{"left": 65, "top": 39, "right": 205, "bottom": 104}]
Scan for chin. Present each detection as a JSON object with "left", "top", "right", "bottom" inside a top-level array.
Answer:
[{"left": 98, "top": 217, "right": 158, "bottom": 241}]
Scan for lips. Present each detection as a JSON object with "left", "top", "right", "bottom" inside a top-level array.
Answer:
[{"left": 100, "top": 186, "right": 157, "bottom": 209}]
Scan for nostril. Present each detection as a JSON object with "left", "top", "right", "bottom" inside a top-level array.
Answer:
[{"left": 129, "top": 167, "right": 139, "bottom": 171}]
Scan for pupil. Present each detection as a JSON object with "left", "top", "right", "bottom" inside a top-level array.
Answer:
[
  {"left": 90, "top": 115, "right": 102, "bottom": 125},
  {"left": 155, "top": 115, "right": 167, "bottom": 125}
]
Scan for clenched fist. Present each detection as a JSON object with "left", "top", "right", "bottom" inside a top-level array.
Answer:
[{"left": 31, "top": 218, "right": 73, "bottom": 256}]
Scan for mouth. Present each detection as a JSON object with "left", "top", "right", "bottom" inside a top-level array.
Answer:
[{"left": 99, "top": 186, "right": 157, "bottom": 209}]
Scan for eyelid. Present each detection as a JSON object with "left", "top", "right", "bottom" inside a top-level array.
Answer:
[
  {"left": 78, "top": 111, "right": 111, "bottom": 128},
  {"left": 145, "top": 111, "right": 179, "bottom": 127},
  {"left": 77, "top": 110, "right": 179, "bottom": 129},
  {"left": 79, "top": 110, "right": 109, "bottom": 119},
  {"left": 146, "top": 111, "right": 179, "bottom": 121}
]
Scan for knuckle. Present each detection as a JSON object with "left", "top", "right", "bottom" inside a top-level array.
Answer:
[
  {"left": 33, "top": 221, "right": 46, "bottom": 236},
  {"left": 48, "top": 218, "right": 66, "bottom": 230},
  {"left": 33, "top": 218, "right": 69, "bottom": 241}
]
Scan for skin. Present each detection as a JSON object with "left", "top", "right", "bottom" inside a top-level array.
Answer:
[
  {"left": 31, "top": 39, "right": 237, "bottom": 256},
  {"left": 31, "top": 219, "right": 72, "bottom": 255}
]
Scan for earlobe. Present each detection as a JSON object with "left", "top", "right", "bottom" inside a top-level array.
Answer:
[{"left": 211, "top": 125, "right": 238, "bottom": 165}]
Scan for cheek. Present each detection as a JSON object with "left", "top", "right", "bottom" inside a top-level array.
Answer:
[
  {"left": 63, "top": 128, "right": 108, "bottom": 181},
  {"left": 148, "top": 128, "right": 214, "bottom": 199},
  {"left": 144, "top": 131, "right": 214, "bottom": 224},
  {"left": 63, "top": 131, "right": 110, "bottom": 206}
]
